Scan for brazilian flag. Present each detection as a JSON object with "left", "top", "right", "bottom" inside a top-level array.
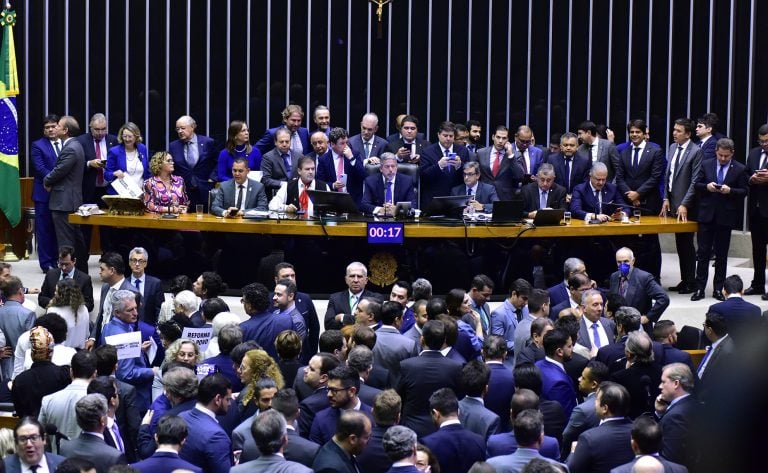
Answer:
[{"left": 0, "top": 8, "right": 18, "bottom": 226}]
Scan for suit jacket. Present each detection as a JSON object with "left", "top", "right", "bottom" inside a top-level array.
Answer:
[
  {"left": 746, "top": 145, "right": 768, "bottom": 217},
  {"left": 91, "top": 279, "right": 139, "bottom": 345},
  {"left": 232, "top": 454, "right": 312, "bottom": 473},
  {"left": 615, "top": 143, "right": 665, "bottom": 213},
  {"left": 577, "top": 317, "right": 616, "bottom": 350},
  {"left": 397, "top": 351, "right": 462, "bottom": 438},
  {"left": 168, "top": 135, "right": 217, "bottom": 206},
  {"left": 178, "top": 408, "right": 232, "bottom": 473},
  {"left": 547, "top": 281, "right": 570, "bottom": 309},
  {"left": 608, "top": 267, "right": 669, "bottom": 323},
  {"left": 561, "top": 392, "right": 599, "bottom": 459},
  {"left": 45, "top": 137, "right": 85, "bottom": 212},
  {"left": 450, "top": 181, "right": 499, "bottom": 212},
  {"left": 323, "top": 289, "right": 380, "bottom": 330},
  {"left": 610, "top": 455, "right": 689, "bottom": 473},
  {"left": 256, "top": 126, "right": 311, "bottom": 156},
  {"left": 316, "top": 149, "right": 367, "bottom": 205},
  {"left": 115, "top": 379, "right": 141, "bottom": 463},
  {"left": 60, "top": 432, "right": 126, "bottom": 473},
  {"left": 297, "top": 388, "right": 330, "bottom": 437},
  {"left": 384, "top": 136, "right": 430, "bottom": 160},
  {"left": 349, "top": 134, "right": 389, "bottom": 159},
  {"left": 11, "top": 360, "right": 71, "bottom": 418},
  {"left": 476, "top": 146, "right": 525, "bottom": 201},
  {"left": 567, "top": 418, "right": 635, "bottom": 473},
  {"left": 356, "top": 424, "right": 393, "bottom": 473},
  {"left": 707, "top": 297, "right": 761, "bottom": 340},
  {"left": 4, "top": 453, "right": 65, "bottom": 473},
  {"left": 661, "top": 344, "right": 695, "bottom": 373},
  {"left": 696, "top": 336, "right": 734, "bottom": 403},
  {"left": 78, "top": 132, "right": 119, "bottom": 204},
  {"left": 521, "top": 182, "right": 567, "bottom": 214},
  {"left": 611, "top": 362, "right": 662, "bottom": 419},
  {"left": 312, "top": 439, "right": 358, "bottom": 473},
  {"left": 419, "top": 143, "right": 472, "bottom": 208},
  {"left": 547, "top": 153, "right": 591, "bottom": 194},
  {"left": 697, "top": 135, "right": 717, "bottom": 161},
  {"left": 31, "top": 137, "right": 59, "bottom": 203},
  {"left": 514, "top": 145, "right": 547, "bottom": 180},
  {"left": 421, "top": 424, "right": 486, "bottom": 473},
  {"left": 0, "top": 301, "right": 35, "bottom": 349},
  {"left": 372, "top": 326, "right": 418, "bottom": 384},
  {"left": 535, "top": 358, "right": 577, "bottom": 419},
  {"left": 39, "top": 267, "right": 95, "bottom": 312},
  {"left": 659, "top": 394, "right": 700, "bottom": 467},
  {"left": 458, "top": 397, "right": 500, "bottom": 440},
  {"left": 694, "top": 158, "right": 748, "bottom": 228},
  {"left": 662, "top": 142, "right": 702, "bottom": 216},
  {"left": 211, "top": 177, "right": 268, "bottom": 216},
  {"left": 261, "top": 148, "right": 304, "bottom": 192},
  {"left": 579, "top": 138, "right": 619, "bottom": 181},
  {"left": 104, "top": 143, "right": 152, "bottom": 189},
  {"left": 487, "top": 447, "right": 564, "bottom": 473},
  {"left": 570, "top": 181, "right": 627, "bottom": 219},
  {"left": 131, "top": 450, "right": 202, "bottom": 473},
  {"left": 485, "top": 362, "right": 515, "bottom": 432},
  {"left": 128, "top": 273, "right": 164, "bottom": 326},
  {"left": 486, "top": 432, "right": 561, "bottom": 461},
  {"left": 360, "top": 173, "right": 417, "bottom": 213},
  {"left": 309, "top": 404, "right": 373, "bottom": 446}
]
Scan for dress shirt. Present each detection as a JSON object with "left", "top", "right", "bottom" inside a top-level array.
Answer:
[
  {"left": 21, "top": 456, "right": 50, "bottom": 473},
  {"left": 439, "top": 419, "right": 462, "bottom": 428},
  {"left": 668, "top": 140, "right": 690, "bottom": 191},
  {"left": 667, "top": 393, "right": 691, "bottom": 410},
  {"left": 60, "top": 270, "right": 74, "bottom": 280},
  {"left": 195, "top": 404, "right": 219, "bottom": 422},
  {"left": 544, "top": 356, "right": 565, "bottom": 373},
  {"left": 132, "top": 275, "right": 145, "bottom": 297},
  {"left": 698, "top": 334, "right": 728, "bottom": 377},
  {"left": 466, "top": 183, "right": 478, "bottom": 197},
  {"left": 269, "top": 179, "right": 319, "bottom": 215},
  {"left": 599, "top": 416, "right": 626, "bottom": 425},
  {"left": 235, "top": 183, "right": 248, "bottom": 211},
  {"left": 586, "top": 319, "right": 610, "bottom": 349}
]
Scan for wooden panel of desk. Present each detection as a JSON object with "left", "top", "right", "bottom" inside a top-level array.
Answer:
[{"left": 70, "top": 214, "right": 697, "bottom": 238}]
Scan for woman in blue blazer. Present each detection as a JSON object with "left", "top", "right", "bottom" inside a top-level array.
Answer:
[
  {"left": 217, "top": 120, "right": 263, "bottom": 181},
  {"left": 105, "top": 121, "right": 151, "bottom": 194}
]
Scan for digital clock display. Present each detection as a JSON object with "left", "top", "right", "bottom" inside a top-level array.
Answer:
[{"left": 367, "top": 222, "right": 405, "bottom": 244}]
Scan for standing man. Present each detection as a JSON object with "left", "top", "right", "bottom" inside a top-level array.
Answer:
[
  {"left": 546, "top": 132, "right": 591, "bottom": 204},
  {"left": 305, "top": 131, "right": 329, "bottom": 162},
  {"left": 691, "top": 138, "right": 748, "bottom": 301},
  {"left": 385, "top": 115, "right": 430, "bottom": 165},
  {"left": 87, "top": 252, "right": 136, "bottom": 350},
  {"left": 211, "top": 157, "right": 269, "bottom": 216},
  {"left": 59, "top": 394, "right": 127, "bottom": 473},
  {"left": 273, "top": 278, "right": 308, "bottom": 341},
  {"left": 0, "top": 276, "right": 35, "bottom": 380},
  {"left": 273, "top": 263, "right": 320, "bottom": 362},
  {"left": 372, "top": 301, "right": 418, "bottom": 384},
  {"left": 655, "top": 363, "right": 699, "bottom": 469},
  {"left": 313, "top": 105, "right": 332, "bottom": 134},
  {"left": 4, "top": 418, "right": 66, "bottom": 473},
  {"left": 576, "top": 289, "right": 616, "bottom": 351},
  {"left": 169, "top": 115, "right": 216, "bottom": 211},
  {"left": 466, "top": 120, "right": 483, "bottom": 154},
  {"left": 269, "top": 155, "right": 331, "bottom": 216},
  {"left": 514, "top": 125, "right": 547, "bottom": 185},
  {"left": 31, "top": 114, "right": 61, "bottom": 272},
  {"left": 38, "top": 245, "right": 94, "bottom": 313},
  {"left": 324, "top": 262, "right": 380, "bottom": 330},
  {"left": 420, "top": 121, "right": 472, "bottom": 208},
  {"left": 608, "top": 247, "right": 669, "bottom": 329},
  {"left": 577, "top": 120, "right": 620, "bottom": 182},
  {"left": 256, "top": 105, "right": 311, "bottom": 156},
  {"left": 309, "top": 365, "right": 373, "bottom": 446},
  {"left": 360, "top": 153, "right": 417, "bottom": 215},
  {"left": 43, "top": 115, "right": 88, "bottom": 272},
  {"left": 491, "top": 278, "right": 531, "bottom": 354},
  {"left": 694, "top": 114, "right": 718, "bottom": 161},
  {"left": 317, "top": 127, "right": 367, "bottom": 206},
  {"left": 311, "top": 411, "right": 372, "bottom": 473},
  {"left": 661, "top": 118, "right": 703, "bottom": 295},
  {"left": 476, "top": 126, "right": 524, "bottom": 201},
  {"left": 561, "top": 360, "right": 609, "bottom": 459},
  {"left": 127, "top": 247, "right": 163, "bottom": 326},
  {"left": 261, "top": 128, "right": 304, "bottom": 197},
  {"left": 349, "top": 113, "right": 389, "bottom": 161},
  {"left": 535, "top": 328, "right": 578, "bottom": 419},
  {"left": 745, "top": 123, "right": 768, "bottom": 296}
]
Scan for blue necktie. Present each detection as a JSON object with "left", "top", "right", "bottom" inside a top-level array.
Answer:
[
  {"left": 698, "top": 345, "right": 713, "bottom": 378},
  {"left": 282, "top": 154, "right": 292, "bottom": 178},
  {"left": 564, "top": 157, "right": 572, "bottom": 191},
  {"left": 632, "top": 147, "right": 641, "bottom": 169},
  {"left": 716, "top": 164, "right": 725, "bottom": 185},
  {"left": 385, "top": 180, "right": 393, "bottom": 203},
  {"left": 540, "top": 190, "right": 547, "bottom": 209},
  {"left": 591, "top": 323, "right": 602, "bottom": 348}
]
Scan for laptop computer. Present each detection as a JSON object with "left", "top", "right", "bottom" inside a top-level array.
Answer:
[
  {"left": 491, "top": 200, "right": 524, "bottom": 223},
  {"left": 424, "top": 195, "right": 469, "bottom": 217},
  {"left": 532, "top": 208, "right": 565, "bottom": 226}
]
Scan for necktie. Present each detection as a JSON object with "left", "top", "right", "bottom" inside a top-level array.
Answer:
[
  {"left": 185, "top": 141, "right": 196, "bottom": 167},
  {"left": 62, "top": 272, "right": 69, "bottom": 280},
  {"left": 291, "top": 132, "right": 303, "bottom": 155},
  {"left": 698, "top": 345, "right": 713, "bottom": 378},
  {"left": 520, "top": 150, "right": 528, "bottom": 173},
  {"left": 671, "top": 146, "right": 683, "bottom": 182},
  {"left": 540, "top": 190, "right": 547, "bottom": 209},
  {"left": 444, "top": 148, "right": 451, "bottom": 173},
  {"left": 336, "top": 155, "right": 345, "bottom": 177},
  {"left": 282, "top": 153, "right": 292, "bottom": 178},
  {"left": 564, "top": 157, "right": 572, "bottom": 191},
  {"left": 515, "top": 308, "right": 523, "bottom": 322},
  {"left": 236, "top": 184, "right": 244, "bottom": 210},
  {"left": 587, "top": 144, "right": 594, "bottom": 160},
  {"left": 351, "top": 455, "right": 361, "bottom": 473},
  {"left": 385, "top": 180, "right": 393, "bottom": 203},
  {"left": 591, "top": 322, "right": 602, "bottom": 348},
  {"left": 364, "top": 141, "right": 371, "bottom": 159},
  {"left": 717, "top": 164, "right": 725, "bottom": 185},
  {"left": 29, "top": 465, "right": 40, "bottom": 473},
  {"left": 350, "top": 294, "right": 359, "bottom": 312},
  {"left": 619, "top": 276, "right": 628, "bottom": 297},
  {"left": 594, "top": 189, "right": 602, "bottom": 214},
  {"left": 632, "top": 147, "right": 641, "bottom": 169},
  {"left": 466, "top": 187, "right": 473, "bottom": 197},
  {"left": 299, "top": 185, "right": 309, "bottom": 211},
  {"left": 477, "top": 306, "right": 489, "bottom": 333},
  {"left": 53, "top": 141, "right": 61, "bottom": 156},
  {"left": 134, "top": 278, "right": 141, "bottom": 292},
  {"left": 492, "top": 150, "right": 501, "bottom": 177},
  {"left": 95, "top": 140, "right": 105, "bottom": 185},
  {"left": 111, "top": 422, "right": 125, "bottom": 452},
  {"left": 761, "top": 152, "right": 768, "bottom": 170}
]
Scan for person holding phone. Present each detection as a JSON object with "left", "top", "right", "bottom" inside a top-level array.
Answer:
[{"left": 317, "top": 127, "right": 366, "bottom": 205}]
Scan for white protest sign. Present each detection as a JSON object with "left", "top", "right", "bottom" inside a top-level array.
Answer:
[
  {"left": 105, "top": 331, "right": 142, "bottom": 360},
  {"left": 182, "top": 326, "right": 213, "bottom": 353}
]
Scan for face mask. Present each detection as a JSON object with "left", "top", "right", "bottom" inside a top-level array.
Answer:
[{"left": 619, "top": 262, "right": 631, "bottom": 277}]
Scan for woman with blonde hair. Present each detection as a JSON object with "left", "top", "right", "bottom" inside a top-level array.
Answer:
[
  {"left": 45, "top": 278, "right": 89, "bottom": 348},
  {"left": 106, "top": 121, "right": 151, "bottom": 192},
  {"left": 235, "top": 349, "right": 284, "bottom": 422},
  {"left": 152, "top": 338, "right": 202, "bottom": 401},
  {"left": 143, "top": 151, "right": 189, "bottom": 214}
]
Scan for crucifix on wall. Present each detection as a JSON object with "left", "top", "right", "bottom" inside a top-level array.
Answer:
[{"left": 369, "top": 0, "right": 391, "bottom": 39}]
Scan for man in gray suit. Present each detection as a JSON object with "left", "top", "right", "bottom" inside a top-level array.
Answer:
[
  {"left": 231, "top": 410, "right": 312, "bottom": 473},
  {"left": 458, "top": 360, "right": 500, "bottom": 441},
  {"left": 372, "top": 301, "right": 418, "bottom": 385},
  {"left": 349, "top": 113, "right": 389, "bottom": 162},
  {"left": 578, "top": 120, "right": 620, "bottom": 182},
  {"left": 4, "top": 418, "right": 66, "bottom": 473},
  {"left": 661, "top": 118, "right": 703, "bottom": 295},
  {"left": 211, "top": 157, "right": 268, "bottom": 217},
  {"left": 43, "top": 115, "right": 88, "bottom": 272},
  {"left": 60, "top": 394, "right": 126, "bottom": 473},
  {"left": 261, "top": 128, "right": 304, "bottom": 197},
  {"left": 577, "top": 289, "right": 617, "bottom": 351},
  {"left": 487, "top": 410, "right": 566, "bottom": 473},
  {"left": 0, "top": 276, "right": 35, "bottom": 380}
]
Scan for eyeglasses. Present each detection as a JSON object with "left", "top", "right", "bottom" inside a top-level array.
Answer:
[
  {"left": 463, "top": 172, "right": 478, "bottom": 177},
  {"left": 57, "top": 259, "right": 74, "bottom": 267},
  {"left": 17, "top": 435, "right": 42, "bottom": 444},
  {"left": 327, "top": 386, "right": 350, "bottom": 394},
  {"left": 129, "top": 258, "right": 147, "bottom": 265}
]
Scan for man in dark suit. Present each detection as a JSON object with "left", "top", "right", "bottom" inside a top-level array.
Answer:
[
  {"left": 361, "top": 153, "right": 417, "bottom": 215},
  {"left": 4, "top": 418, "right": 66, "bottom": 473},
  {"left": 745, "top": 124, "right": 768, "bottom": 296},
  {"left": 268, "top": 155, "right": 331, "bottom": 218},
  {"left": 210, "top": 157, "right": 268, "bottom": 216},
  {"left": 577, "top": 289, "right": 617, "bottom": 351},
  {"left": 255, "top": 104, "right": 312, "bottom": 156},
  {"left": 696, "top": 312, "right": 734, "bottom": 403},
  {"left": 60, "top": 394, "right": 126, "bottom": 473},
  {"left": 31, "top": 114, "right": 63, "bottom": 272},
  {"left": 450, "top": 161, "right": 499, "bottom": 213},
  {"left": 316, "top": 127, "right": 367, "bottom": 206},
  {"left": 357, "top": 389, "right": 399, "bottom": 473},
  {"left": 578, "top": 120, "right": 620, "bottom": 182},
  {"left": 476, "top": 126, "right": 525, "bottom": 201},
  {"left": 131, "top": 415, "right": 202, "bottom": 473},
  {"left": 513, "top": 125, "right": 547, "bottom": 186},
  {"left": 561, "top": 360, "right": 608, "bottom": 459},
  {"left": 535, "top": 328, "right": 578, "bottom": 419},
  {"left": 309, "top": 366, "right": 373, "bottom": 446},
  {"left": 706, "top": 275, "right": 761, "bottom": 341},
  {"left": 298, "top": 353, "right": 340, "bottom": 437},
  {"left": 522, "top": 163, "right": 567, "bottom": 218},
  {"left": 482, "top": 336, "right": 516, "bottom": 431},
  {"left": 178, "top": 374, "right": 233, "bottom": 473},
  {"left": 126, "top": 247, "right": 163, "bottom": 326},
  {"left": 324, "top": 262, "right": 380, "bottom": 330},
  {"left": 231, "top": 410, "right": 313, "bottom": 473},
  {"left": 661, "top": 118, "right": 703, "bottom": 295},
  {"left": 267, "top": 389, "right": 321, "bottom": 467},
  {"left": 695, "top": 114, "right": 718, "bottom": 161},
  {"left": 380, "top": 426, "right": 420, "bottom": 473},
  {"left": 610, "top": 416, "right": 689, "bottom": 473},
  {"left": 419, "top": 121, "right": 472, "bottom": 208},
  {"left": 652, "top": 321, "right": 695, "bottom": 373},
  {"left": 546, "top": 132, "right": 591, "bottom": 204},
  {"left": 691, "top": 138, "right": 748, "bottom": 301},
  {"left": 385, "top": 114, "right": 430, "bottom": 165},
  {"left": 655, "top": 363, "right": 700, "bottom": 470},
  {"left": 609, "top": 247, "right": 669, "bottom": 329},
  {"left": 458, "top": 361, "right": 500, "bottom": 440},
  {"left": 547, "top": 258, "right": 587, "bottom": 309},
  {"left": 421, "top": 388, "right": 486, "bottom": 473},
  {"left": 567, "top": 382, "right": 634, "bottom": 473},
  {"left": 44, "top": 115, "right": 88, "bottom": 273},
  {"left": 594, "top": 306, "right": 643, "bottom": 373},
  {"left": 169, "top": 115, "right": 217, "bottom": 211},
  {"left": 38, "top": 245, "right": 94, "bottom": 312},
  {"left": 87, "top": 252, "right": 137, "bottom": 350},
  {"left": 610, "top": 331, "right": 662, "bottom": 419},
  {"left": 487, "top": 409, "right": 566, "bottom": 473},
  {"left": 350, "top": 113, "right": 390, "bottom": 161},
  {"left": 571, "top": 162, "right": 627, "bottom": 221},
  {"left": 305, "top": 130, "right": 329, "bottom": 162},
  {"left": 312, "top": 411, "right": 372, "bottom": 473},
  {"left": 397, "top": 320, "right": 463, "bottom": 438},
  {"left": 261, "top": 128, "right": 304, "bottom": 197}
]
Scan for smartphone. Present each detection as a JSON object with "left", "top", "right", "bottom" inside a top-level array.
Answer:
[
  {"left": 338, "top": 174, "right": 348, "bottom": 186},
  {"left": 228, "top": 208, "right": 239, "bottom": 216}
]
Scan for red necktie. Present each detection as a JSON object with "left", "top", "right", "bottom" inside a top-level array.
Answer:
[
  {"left": 299, "top": 186, "right": 309, "bottom": 211},
  {"left": 95, "top": 141, "right": 104, "bottom": 185},
  {"left": 492, "top": 150, "right": 501, "bottom": 177}
]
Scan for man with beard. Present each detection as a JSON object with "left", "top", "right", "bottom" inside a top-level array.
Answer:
[{"left": 535, "top": 328, "right": 578, "bottom": 419}]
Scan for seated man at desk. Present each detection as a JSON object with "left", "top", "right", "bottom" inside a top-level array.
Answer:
[
  {"left": 571, "top": 162, "right": 627, "bottom": 222},
  {"left": 360, "top": 152, "right": 417, "bottom": 215},
  {"left": 269, "top": 155, "right": 330, "bottom": 216},
  {"left": 450, "top": 161, "right": 498, "bottom": 213},
  {"left": 521, "top": 163, "right": 567, "bottom": 218},
  {"left": 211, "top": 157, "right": 268, "bottom": 217}
]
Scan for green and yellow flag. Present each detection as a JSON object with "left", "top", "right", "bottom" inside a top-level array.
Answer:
[{"left": 0, "top": 7, "right": 19, "bottom": 227}]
